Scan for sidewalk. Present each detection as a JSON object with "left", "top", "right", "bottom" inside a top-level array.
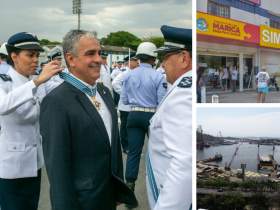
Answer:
[{"left": 206, "top": 89, "right": 280, "bottom": 103}]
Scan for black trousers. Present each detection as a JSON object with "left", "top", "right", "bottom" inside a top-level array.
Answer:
[
  {"left": 125, "top": 111, "right": 154, "bottom": 181},
  {"left": 0, "top": 169, "right": 41, "bottom": 210},
  {"left": 113, "top": 89, "right": 120, "bottom": 106},
  {"left": 120, "top": 110, "right": 129, "bottom": 151}
]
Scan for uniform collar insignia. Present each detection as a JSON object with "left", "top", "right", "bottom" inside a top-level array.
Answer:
[
  {"left": 177, "top": 76, "right": 192, "bottom": 88},
  {"left": 0, "top": 74, "right": 12, "bottom": 82}
]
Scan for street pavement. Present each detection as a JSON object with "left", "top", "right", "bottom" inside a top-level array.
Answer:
[
  {"left": 197, "top": 187, "right": 280, "bottom": 197},
  {"left": 205, "top": 89, "right": 280, "bottom": 103},
  {"left": 37, "top": 125, "right": 149, "bottom": 210}
]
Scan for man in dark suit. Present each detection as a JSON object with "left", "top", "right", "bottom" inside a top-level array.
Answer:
[{"left": 40, "top": 29, "right": 136, "bottom": 210}]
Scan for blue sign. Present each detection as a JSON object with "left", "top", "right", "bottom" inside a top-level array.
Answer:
[{"left": 244, "top": 0, "right": 261, "bottom": 6}]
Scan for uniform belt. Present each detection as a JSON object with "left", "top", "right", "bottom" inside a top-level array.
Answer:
[{"left": 131, "top": 107, "right": 156, "bottom": 113}]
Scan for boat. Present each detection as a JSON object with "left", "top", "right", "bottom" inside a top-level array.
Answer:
[
  {"left": 203, "top": 153, "right": 223, "bottom": 162},
  {"left": 258, "top": 154, "right": 278, "bottom": 170}
]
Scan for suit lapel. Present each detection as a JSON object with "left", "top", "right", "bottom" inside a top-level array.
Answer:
[
  {"left": 97, "top": 84, "right": 117, "bottom": 144},
  {"left": 67, "top": 82, "right": 111, "bottom": 149}
]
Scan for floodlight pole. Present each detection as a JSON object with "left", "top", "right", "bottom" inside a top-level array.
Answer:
[
  {"left": 78, "top": 13, "right": 80, "bottom": 30},
  {"left": 73, "top": 0, "right": 82, "bottom": 30}
]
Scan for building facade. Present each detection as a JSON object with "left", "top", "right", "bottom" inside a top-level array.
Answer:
[{"left": 197, "top": 0, "right": 280, "bottom": 94}]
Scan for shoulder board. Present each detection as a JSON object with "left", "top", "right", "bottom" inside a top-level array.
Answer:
[
  {"left": 177, "top": 76, "right": 192, "bottom": 88},
  {"left": 0, "top": 74, "right": 12, "bottom": 82},
  {"left": 120, "top": 68, "right": 126, "bottom": 72}
]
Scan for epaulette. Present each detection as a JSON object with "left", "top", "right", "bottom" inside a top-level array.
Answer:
[
  {"left": 177, "top": 76, "right": 192, "bottom": 88},
  {"left": 0, "top": 74, "right": 12, "bottom": 82},
  {"left": 120, "top": 68, "right": 126, "bottom": 72}
]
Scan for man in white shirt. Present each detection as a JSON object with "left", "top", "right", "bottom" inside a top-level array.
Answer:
[
  {"left": 40, "top": 29, "right": 137, "bottom": 209},
  {"left": 98, "top": 53, "right": 112, "bottom": 90},
  {"left": 231, "top": 66, "right": 238, "bottom": 92},
  {"left": 255, "top": 66, "right": 270, "bottom": 103},
  {"left": 111, "top": 61, "right": 122, "bottom": 106}
]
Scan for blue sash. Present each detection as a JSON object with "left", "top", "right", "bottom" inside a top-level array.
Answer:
[
  {"left": 146, "top": 144, "right": 159, "bottom": 202},
  {"left": 59, "top": 72, "right": 96, "bottom": 96},
  {"left": 147, "top": 143, "right": 192, "bottom": 210}
]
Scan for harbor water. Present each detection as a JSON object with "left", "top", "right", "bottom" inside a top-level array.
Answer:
[{"left": 197, "top": 142, "right": 279, "bottom": 173}]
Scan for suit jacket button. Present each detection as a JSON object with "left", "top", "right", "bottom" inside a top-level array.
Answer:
[
  {"left": 160, "top": 184, "right": 163, "bottom": 188},
  {"left": 33, "top": 144, "right": 37, "bottom": 147},
  {"left": 31, "top": 122, "right": 35, "bottom": 125},
  {"left": 13, "top": 147, "right": 16, "bottom": 149},
  {"left": 33, "top": 101, "right": 36, "bottom": 105}
]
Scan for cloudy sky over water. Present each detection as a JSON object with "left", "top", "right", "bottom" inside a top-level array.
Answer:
[
  {"left": 0, "top": 0, "right": 191, "bottom": 44},
  {"left": 197, "top": 108, "right": 280, "bottom": 138}
]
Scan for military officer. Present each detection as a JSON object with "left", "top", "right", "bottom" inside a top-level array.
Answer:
[
  {"left": 121, "top": 42, "right": 166, "bottom": 208},
  {"left": 0, "top": 32, "right": 64, "bottom": 210},
  {"left": 112, "top": 53, "right": 138, "bottom": 154},
  {"left": 111, "top": 61, "right": 122, "bottom": 106},
  {"left": 0, "top": 43, "right": 11, "bottom": 74},
  {"left": 146, "top": 25, "right": 192, "bottom": 210},
  {"left": 97, "top": 52, "right": 111, "bottom": 90}
]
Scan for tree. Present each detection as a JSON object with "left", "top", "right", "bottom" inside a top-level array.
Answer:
[
  {"left": 38, "top": 39, "right": 62, "bottom": 46},
  {"left": 204, "top": 180, "right": 213, "bottom": 189},
  {"left": 197, "top": 179, "right": 203, "bottom": 188},
  {"left": 228, "top": 182, "right": 239, "bottom": 191},
  {"left": 197, "top": 193, "right": 246, "bottom": 210},
  {"left": 249, "top": 192, "right": 270, "bottom": 209},
  {"left": 240, "top": 181, "right": 249, "bottom": 191},
  {"left": 100, "top": 31, "right": 142, "bottom": 51},
  {"left": 142, "top": 36, "right": 164, "bottom": 49}
]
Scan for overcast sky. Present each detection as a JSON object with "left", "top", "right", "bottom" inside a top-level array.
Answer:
[
  {"left": 0, "top": 0, "right": 192, "bottom": 44},
  {"left": 197, "top": 108, "right": 280, "bottom": 138}
]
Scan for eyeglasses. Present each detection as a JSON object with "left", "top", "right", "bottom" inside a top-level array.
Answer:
[{"left": 162, "top": 51, "right": 182, "bottom": 61}]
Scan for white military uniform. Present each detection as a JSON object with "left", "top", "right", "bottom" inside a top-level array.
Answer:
[
  {"left": 146, "top": 71, "right": 192, "bottom": 210},
  {"left": 112, "top": 67, "right": 131, "bottom": 112},
  {"left": 0, "top": 67, "right": 59, "bottom": 179},
  {"left": 97, "top": 64, "right": 111, "bottom": 90},
  {"left": 157, "top": 66, "right": 172, "bottom": 92},
  {"left": 111, "top": 67, "right": 120, "bottom": 80}
]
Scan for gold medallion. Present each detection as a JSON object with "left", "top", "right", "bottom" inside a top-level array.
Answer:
[{"left": 91, "top": 89, "right": 100, "bottom": 110}]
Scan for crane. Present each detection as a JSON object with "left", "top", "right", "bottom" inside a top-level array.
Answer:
[{"left": 225, "top": 142, "right": 243, "bottom": 170}]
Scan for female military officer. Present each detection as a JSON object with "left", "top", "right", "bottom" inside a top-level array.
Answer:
[{"left": 0, "top": 32, "right": 64, "bottom": 210}]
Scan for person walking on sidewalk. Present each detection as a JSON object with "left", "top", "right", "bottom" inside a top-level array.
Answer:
[{"left": 256, "top": 66, "right": 270, "bottom": 103}]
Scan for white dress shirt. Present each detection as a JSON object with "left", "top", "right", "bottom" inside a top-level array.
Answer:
[{"left": 70, "top": 73, "right": 112, "bottom": 144}]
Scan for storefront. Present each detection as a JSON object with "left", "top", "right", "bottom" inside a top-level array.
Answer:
[
  {"left": 197, "top": 12, "right": 260, "bottom": 94},
  {"left": 259, "top": 25, "right": 280, "bottom": 85}
]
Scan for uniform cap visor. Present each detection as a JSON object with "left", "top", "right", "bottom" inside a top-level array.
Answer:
[
  {"left": 6, "top": 43, "right": 44, "bottom": 54},
  {"left": 153, "top": 45, "right": 182, "bottom": 53}
]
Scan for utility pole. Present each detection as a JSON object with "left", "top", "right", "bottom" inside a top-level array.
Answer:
[{"left": 73, "top": 0, "right": 82, "bottom": 30}]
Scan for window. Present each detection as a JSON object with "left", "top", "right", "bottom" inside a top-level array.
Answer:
[
  {"left": 208, "top": 1, "right": 230, "bottom": 18},
  {"left": 270, "top": 20, "right": 280, "bottom": 30}
]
